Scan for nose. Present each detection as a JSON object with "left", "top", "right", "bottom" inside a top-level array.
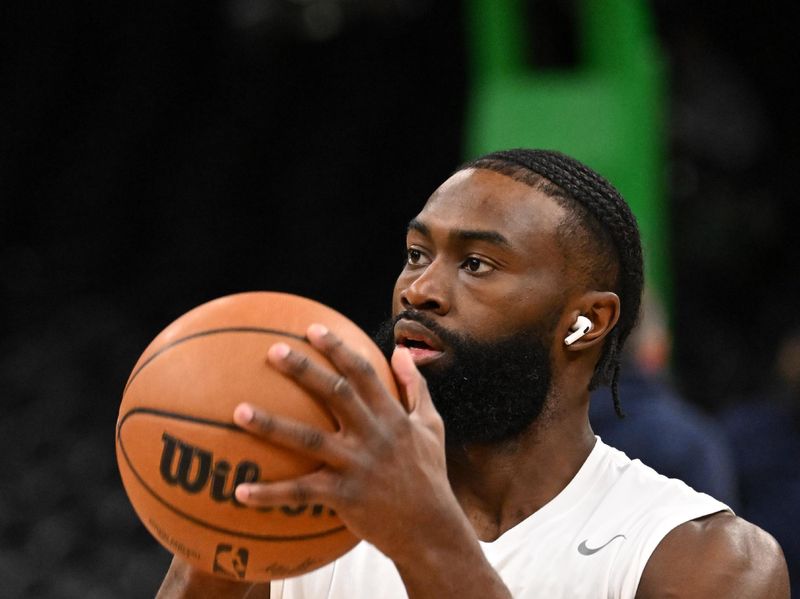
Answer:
[{"left": 398, "top": 262, "right": 450, "bottom": 315}]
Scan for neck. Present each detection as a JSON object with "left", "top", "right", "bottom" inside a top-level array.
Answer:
[{"left": 445, "top": 401, "right": 595, "bottom": 542}]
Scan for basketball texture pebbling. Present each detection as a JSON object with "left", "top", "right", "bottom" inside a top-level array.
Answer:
[{"left": 115, "top": 292, "right": 398, "bottom": 582}]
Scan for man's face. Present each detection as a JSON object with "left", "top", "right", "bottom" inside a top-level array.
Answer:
[{"left": 375, "top": 168, "right": 572, "bottom": 444}]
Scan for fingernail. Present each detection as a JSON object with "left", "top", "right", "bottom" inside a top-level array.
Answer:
[
  {"left": 270, "top": 343, "right": 290, "bottom": 359},
  {"left": 234, "top": 403, "right": 254, "bottom": 424},
  {"left": 394, "top": 345, "right": 411, "bottom": 360},
  {"left": 235, "top": 485, "right": 250, "bottom": 501},
  {"left": 308, "top": 323, "right": 329, "bottom": 338}
]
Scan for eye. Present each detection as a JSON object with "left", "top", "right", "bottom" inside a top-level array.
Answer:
[
  {"left": 461, "top": 256, "right": 494, "bottom": 275},
  {"left": 406, "top": 247, "right": 430, "bottom": 266}
]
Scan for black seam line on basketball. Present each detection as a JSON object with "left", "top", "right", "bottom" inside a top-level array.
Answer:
[
  {"left": 123, "top": 327, "right": 309, "bottom": 396},
  {"left": 118, "top": 407, "right": 241, "bottom": 432},
  {"left": 116, "top": 410, "right": 347, "bottom": 542}
]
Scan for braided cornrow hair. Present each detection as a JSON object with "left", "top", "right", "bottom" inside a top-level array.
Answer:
[{"left": 460, "top": 149, "right": 644, "bottom": 417}]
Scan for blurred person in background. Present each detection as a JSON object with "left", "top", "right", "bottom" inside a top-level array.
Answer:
[
  {"left": 590, "top": 288, "right": 740, "bottom": 509},
  {"left": 719, "top": 327, "right": 800, "bottom": 595}
]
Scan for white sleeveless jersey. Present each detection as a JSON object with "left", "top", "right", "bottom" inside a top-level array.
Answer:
[{"left": 271, "top": 438, "right": 728, "bottom": 599}]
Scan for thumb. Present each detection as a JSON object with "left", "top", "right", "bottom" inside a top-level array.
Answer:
[{"left": 391, "top": 346, "right": 433, "bottom": 414}]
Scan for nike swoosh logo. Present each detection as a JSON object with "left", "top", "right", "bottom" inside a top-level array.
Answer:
[{"left": 577, "top": 534, "right": 626, "bottom": 555}]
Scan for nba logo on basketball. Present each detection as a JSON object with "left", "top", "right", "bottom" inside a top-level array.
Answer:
[{"left": 213, "top": 544, "right": 249, "bottom": 579}]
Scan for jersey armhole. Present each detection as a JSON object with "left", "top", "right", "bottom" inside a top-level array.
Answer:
[{"left": 612, "top": 504, "right": 731, "bottom": 597}]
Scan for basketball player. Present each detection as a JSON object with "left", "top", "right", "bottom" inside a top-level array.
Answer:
[{"left": 158, "top": 150, "right": 789, "bottom": 598}]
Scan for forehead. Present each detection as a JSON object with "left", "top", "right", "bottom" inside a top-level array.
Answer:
[{"left": 415, "top": 168, "right": 567, "bottom": 247}]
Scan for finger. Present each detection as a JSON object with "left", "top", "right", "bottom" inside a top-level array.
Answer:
[
  {"left": 390, "top": 346, "right": 425, "bottom": 410},
  {"left": 234, "top": 403, "right": 354, "bottom": 469},
  {"left": 306, "top": 324, "right": 399, "bottom": 415},
  {"left": 235, "top": 470, "right": 336, "bottom": 510},
  {"left": 391, "top": 347, "right": 443, "bottom": 431},
  {"left": 266, "top": 342, "right": 376, "bottom": 431}
]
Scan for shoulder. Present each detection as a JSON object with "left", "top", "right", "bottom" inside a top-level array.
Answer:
[{"left": 636, "top": 511, "right": 789, "bottom": 599}]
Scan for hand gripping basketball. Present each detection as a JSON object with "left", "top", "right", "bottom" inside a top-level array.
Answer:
[{"left": 232, "top": 324, "right": 465, "bottom": 563}]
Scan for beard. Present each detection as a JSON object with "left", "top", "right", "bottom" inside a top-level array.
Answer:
[{"left": 373, "top": 310, "right": 555, "bottom": 446}]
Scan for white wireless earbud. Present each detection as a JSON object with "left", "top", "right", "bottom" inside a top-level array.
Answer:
[{"left": 564, "top": 315, "right": 593, "bottom": 346}]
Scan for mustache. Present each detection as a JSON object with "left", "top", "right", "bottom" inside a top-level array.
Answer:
[{"left": 390, "top": 309, "right": 467, "bottom": 348}]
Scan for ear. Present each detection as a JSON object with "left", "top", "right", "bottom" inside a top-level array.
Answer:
[{"left": 563, "top": 291, "right": 620, "bottom": 351}]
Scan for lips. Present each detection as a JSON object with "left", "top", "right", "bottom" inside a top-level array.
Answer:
[{"left": 394, "top": 319, "right": 445, "bottom": 365}]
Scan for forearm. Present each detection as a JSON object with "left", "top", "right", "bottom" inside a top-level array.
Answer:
[{"left": 156, "top": 557, "right": 268, "bottom": 599}]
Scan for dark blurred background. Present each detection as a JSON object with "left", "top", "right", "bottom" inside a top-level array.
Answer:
[{"left": 1, "top": 0, "right": 798, "bottom": 596}]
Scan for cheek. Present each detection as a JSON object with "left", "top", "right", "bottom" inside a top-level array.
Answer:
[
  {"left": 456, "top": 275, "right": 532, "bottom": 313},
  {"left": 460, "top": 286, "right": 562, "bottom": 338}
]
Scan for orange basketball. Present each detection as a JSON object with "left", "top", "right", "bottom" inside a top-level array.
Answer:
[{"left": 115, "top": 292, "right": 398, "bottom": 582}]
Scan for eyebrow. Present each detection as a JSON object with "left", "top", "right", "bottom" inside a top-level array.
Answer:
[
  {"left": 407, "top": 218, "right": 429, "bottom": 236},
  {"left": 407, "top": 218, "right": 512, "bottom": 249}
]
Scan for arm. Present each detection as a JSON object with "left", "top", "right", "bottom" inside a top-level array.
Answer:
[
  {"left": 636, "top": 511, "right": 789, "bottom": 598},
  {"left": 232, "top": 325, "right": 511, "bottom": 599},
  {"left": 156, "top": 556, "right": 270, "bottom": 599}
]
